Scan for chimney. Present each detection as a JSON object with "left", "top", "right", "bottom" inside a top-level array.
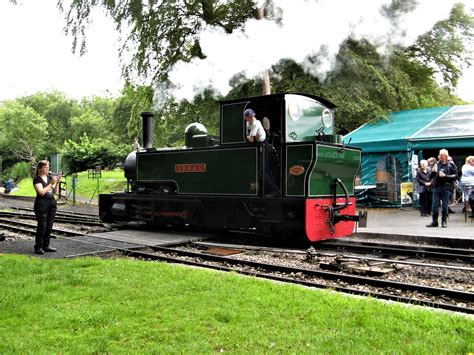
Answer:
[{"left": 140, "top": 112, "right": 154, "bottom": 149}]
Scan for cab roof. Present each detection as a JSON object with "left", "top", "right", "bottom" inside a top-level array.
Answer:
[{"left": 218, "top": 92, "right": 336, "bottom": 109}]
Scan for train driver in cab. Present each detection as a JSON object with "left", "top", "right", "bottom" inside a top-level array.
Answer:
[
  {"left": 244, "top": 108, "right": 280, "bottom": 197},
  {"left": 244, "top": 109, "right": 266, "bottom": 143}
]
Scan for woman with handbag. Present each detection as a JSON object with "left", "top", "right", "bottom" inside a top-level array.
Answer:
[{"left": 416, "top": 160, "right": 433, "bottom": 217}]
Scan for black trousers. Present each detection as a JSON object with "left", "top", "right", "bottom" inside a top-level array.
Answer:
[
  {"left": 419, "top": 190, "right": 432, "bottom": 214},
  {"left": 34, "top": 198, "right": 57, "bottom": 249}
]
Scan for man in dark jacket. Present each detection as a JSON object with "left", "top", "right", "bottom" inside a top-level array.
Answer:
[{"left": 427, "top": 149, "right": 458, "bottom": 228}]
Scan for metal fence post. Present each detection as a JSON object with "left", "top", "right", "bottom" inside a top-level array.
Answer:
[{"left": 72, "top": 173, "right": 78, "bottom": 206}]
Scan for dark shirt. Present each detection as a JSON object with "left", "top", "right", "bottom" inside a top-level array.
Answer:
[
  {"left": 33, "top": 175, "right": 54, "bottom": 200},
  {"left": 416, "top": 170, "right": 432, "bottom": 191},
  {"left": 429, "top": 161, "right": 458, "bottom": 190}
]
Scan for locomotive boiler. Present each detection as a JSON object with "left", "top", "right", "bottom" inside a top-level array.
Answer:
[{"left": 99, "top": 93, "right": 367, "bottom": 241}]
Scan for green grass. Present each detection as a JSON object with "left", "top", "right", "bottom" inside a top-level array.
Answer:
[
  {"left": 1, "top": 254, "right": 472, "bottom": 353},
  {"left": 11, "top": 169, "right": 127, "bottom": 201}
]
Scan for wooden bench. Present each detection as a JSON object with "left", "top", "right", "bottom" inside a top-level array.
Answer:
[{"left": 87, "top": 166, "right": 102, "bottom": 179}]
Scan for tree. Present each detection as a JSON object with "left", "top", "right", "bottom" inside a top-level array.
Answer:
[
  {"left": 270, "top": 59, "right": 325, "bottom": 96},
  {"left": 58, "top": 0, "right": 256, "bottom": 83},
  {"left": 80, "top": 95, "right": 116, "bottom": 120},
  {"left": 70, "top": 109, "right": 108, "bottom": 141},
  {"left": 323, "top": 38, "right": 462, "bottom": 133},
  {"left": 47, "top": 1, "right": 471, "bottom": 138},
  {"left": 407, "top": 3, "right": 473, "bottom": 89},
  {"left": 112, "top": 84, "right": 154, "bottom": 142},
  {"left": 61, "top": 134, "right": 129, "bottom": 172},
  {"left": 58, "top": 1, "right": 473, "bottom": 108},
  {"left": 17, "top": 91, "right": 81, "bottom": 153},
  {"left": 0, "top": 101, "right": 49, "bottom": 162},
  {"left": 154, "top": 89, "right": 220, "bottom": 147},
  {"left": 80, "top": 95, "right": 124, "bottom": 143}
]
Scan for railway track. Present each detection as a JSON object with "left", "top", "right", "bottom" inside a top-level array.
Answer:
[
  {"left": 0, "top": 217, "right": 92, "bottom": 238},
  {"left": 0, "top": 210, "right": 102, "bottom": 226},
  {"left": 193, "top": 241, "right": 474, "bottom": 272},
  {"left": 320, "top": 239, "right": 474, "bottom": 262},
  {"left": 6, "top": 205, "right": 99, "bottom": 218}
]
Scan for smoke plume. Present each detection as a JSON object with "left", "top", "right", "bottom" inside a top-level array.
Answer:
[{"left": 163, "top": 0, "right": 466, "bottom": 103}]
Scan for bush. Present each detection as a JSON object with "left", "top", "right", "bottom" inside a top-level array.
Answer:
[
  {"left": 4, "top": 161, "right": 32, "bottom": 182},
  {"left": 61, "top": 134, "right": 129, "bottom": 173}
]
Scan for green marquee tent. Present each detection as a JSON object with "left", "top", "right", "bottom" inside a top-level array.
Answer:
[{"left": 343, "top": 104, "right": 474, "bottom": 206}]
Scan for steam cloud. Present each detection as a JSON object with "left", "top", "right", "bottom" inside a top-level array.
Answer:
[{"left": 162, "top": 0, "right": 466, "bottom": 103}]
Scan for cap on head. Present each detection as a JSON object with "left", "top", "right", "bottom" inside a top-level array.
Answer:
[{"left": 244, "top": 109, "right": 256, "bottom": 118}]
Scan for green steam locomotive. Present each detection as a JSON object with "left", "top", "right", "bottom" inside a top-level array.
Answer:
[{"left": 99, "top": 93, "right": 366, "bottom": 241}]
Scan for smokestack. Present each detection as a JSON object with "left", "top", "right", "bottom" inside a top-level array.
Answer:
[{"left": 140, "top": 112, "right": 154, "bottom": 149}]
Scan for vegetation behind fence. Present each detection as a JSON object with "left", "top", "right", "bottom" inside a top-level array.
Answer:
[{"left": 11, "top": 168, "right": 127, "bottom": 203}]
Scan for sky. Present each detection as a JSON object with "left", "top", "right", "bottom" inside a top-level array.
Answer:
[
  {"left": 0, "top": 1, "right": 123, "bottom": 101},
  {"left": 0, "top": 0, "right": 472, "bottom": 102}
]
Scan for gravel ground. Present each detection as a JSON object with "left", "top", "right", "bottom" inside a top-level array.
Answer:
[{"left": 183, "top": 244, "right": 474, "bottom": 293}]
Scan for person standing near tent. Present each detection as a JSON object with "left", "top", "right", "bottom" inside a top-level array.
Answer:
[
  {"left": 427, "top": 157, "right": 437, "bottom": 174},
  {"left": 416, "top": 160, "right": 432, "bottom": 216},
  {"left": 461, "top": 156, "right": 474, "bottom": 216},
  {"left": 425, "top": 157, "right": 437, "bottom": 215},
  {"left": 447, "top": 155, "right": 458, "bottom": 214},
  {"left": 427, "top": 149, "right": 458, "bottom": 228}
]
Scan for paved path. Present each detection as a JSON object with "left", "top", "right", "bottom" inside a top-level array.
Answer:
[{"left": 359, "top": 204, "right": 473, "bottom": 240}]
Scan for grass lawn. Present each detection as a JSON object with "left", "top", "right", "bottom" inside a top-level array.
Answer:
[
  {"left": 1, "top": 254, "right": 472, "bottom": 353},
  {"left": 11, "top": 169, "right": 127, "bottom": 201}
]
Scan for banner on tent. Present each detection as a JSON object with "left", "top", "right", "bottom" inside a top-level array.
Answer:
[{"left": 400, "top": 182, "right": 413, "bottom": 207}]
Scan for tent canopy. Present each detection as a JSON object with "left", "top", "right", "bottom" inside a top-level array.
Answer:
[
  {"left": 343, "top": 104, "right": 474, "bottom": 207},
  {"left": 344, "top": 105, "right": 474, "bottom": 152}
]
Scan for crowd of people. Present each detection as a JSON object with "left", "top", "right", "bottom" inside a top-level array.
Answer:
[{"left": 416, "top": 149, "right": 474, "bottom": 228}]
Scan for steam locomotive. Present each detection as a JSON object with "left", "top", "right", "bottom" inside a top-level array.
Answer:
[{"left": 99, "top": 93, "right": 367, "bottom": 241}]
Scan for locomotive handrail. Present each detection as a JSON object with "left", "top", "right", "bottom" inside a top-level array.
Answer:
[
  {"left": 332, "top": 178, "right": 349, "bottom": 211},
  {"left": 315, "top": 127, "right": 327, "bottom": 142},
  {"left": 338, "top": 137, "right": 351, "bottom": 153}
]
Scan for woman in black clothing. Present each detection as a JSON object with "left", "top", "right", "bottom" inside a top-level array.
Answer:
[
  {"left": 416, "top": 159, "right": 433, "bottom": 216},
  {"left": 33, "top": 160, "right": 60, "bottom": 255}
]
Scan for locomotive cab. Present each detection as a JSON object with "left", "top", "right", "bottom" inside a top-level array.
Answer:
[{"left": 218, "top": 93, "right": 346, "bottom": 199}]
